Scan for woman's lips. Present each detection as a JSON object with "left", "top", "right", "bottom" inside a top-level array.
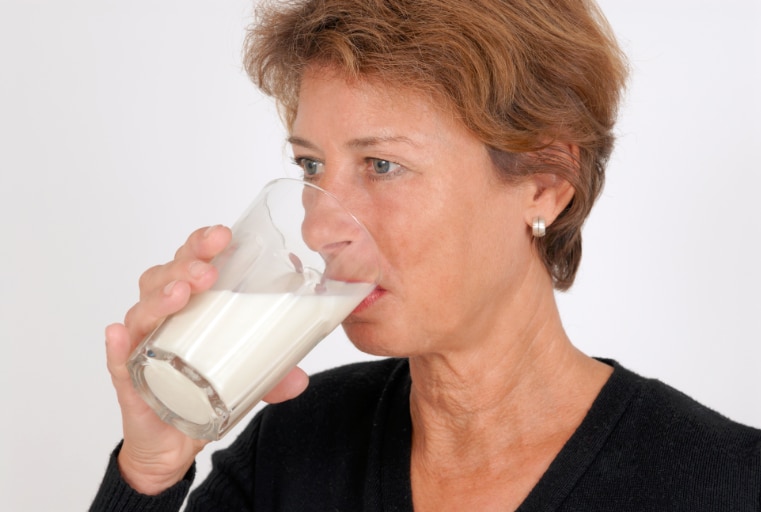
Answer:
[{"left": 352, "top": 286, "right": 386, "bottom": 314}]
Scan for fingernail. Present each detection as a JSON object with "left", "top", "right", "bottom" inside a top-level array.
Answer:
[
  {"left": 203, "top": 225, "right": 219, "bottom": 238},
  {"left": 104, "top": 323, "right": 120, "bottom": 344},
  {"left": 163, "top": 280, "right": 178, "bottom": 295},
  {"left": 189, "top": 261, "right": 208, "bottom": 278}
]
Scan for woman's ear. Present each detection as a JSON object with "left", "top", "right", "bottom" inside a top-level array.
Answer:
[{"left": 522, "top": 143, "right": 578, "bottom": 229}]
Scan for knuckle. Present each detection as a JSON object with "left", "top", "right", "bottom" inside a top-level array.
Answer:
[
  {"left": 138, "top": 265, "right": 162, "bottom": 292},
  {"left": 124, "top": 300, "right": 159, "bottom": 336},
  {"left": 175, "top": 232, "right": 201, "bottom": 260},
  {"left": 123, "top": 303, "right": 140, "bottom": 329}
]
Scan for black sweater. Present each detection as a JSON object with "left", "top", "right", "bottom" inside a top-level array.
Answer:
[{"left": 91, "top": 359, "right": 761, "bottom": 511}]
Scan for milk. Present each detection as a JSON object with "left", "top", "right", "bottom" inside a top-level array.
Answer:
[{"left": 138, "top": 281, "right": 373, "bottom": 435}]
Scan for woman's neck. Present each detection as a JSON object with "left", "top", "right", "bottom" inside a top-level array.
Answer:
[
  {"left": 407, "top": 287, "right": 612, "bottom": 481},
  {"left": 409, "top": 342, "right": 610, "bottom": 453},
  {"left": 407, "top": 307, "right": 612, "bottom": 511}
]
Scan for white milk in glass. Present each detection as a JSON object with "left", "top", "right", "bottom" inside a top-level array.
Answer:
[
  {"left": 138, "top": 280, "right": 373, "bottom": 438},
  {"left": 129, "top": 178, "right": 381, "bottom": 439}
]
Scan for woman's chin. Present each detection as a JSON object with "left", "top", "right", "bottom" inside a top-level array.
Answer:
[{"left": 341, "top": 323, "right": 415, "bottom": 359}]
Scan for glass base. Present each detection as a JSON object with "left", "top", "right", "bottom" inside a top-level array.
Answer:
[{"left": 128, "top": 346, "right": 230, "bottom": 440}]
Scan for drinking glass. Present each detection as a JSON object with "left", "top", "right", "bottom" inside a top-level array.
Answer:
[{"left": 127, "top": 178, "right": 380, "bottom": 440}]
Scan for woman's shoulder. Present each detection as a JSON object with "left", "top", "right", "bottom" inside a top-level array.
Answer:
[
  {"left": 610, "top": 360, "right": 761, "bottom": 451},
  {"left": 599, "top": 360, "right": 761, "bottom": 486},
  {"left": 554, "top": 360, "right": 761, "bottom": 509}
]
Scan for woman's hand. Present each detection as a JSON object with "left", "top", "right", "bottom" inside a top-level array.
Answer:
[{"left": 105, "top": 225, "right": 309, "bottom": 495}]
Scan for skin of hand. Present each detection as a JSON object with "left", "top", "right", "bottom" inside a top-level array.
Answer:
[{"left": 105, "top": 225, "right": 310, "bottom": 495}]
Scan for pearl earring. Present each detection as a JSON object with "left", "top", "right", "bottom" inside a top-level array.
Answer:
[{"left": 532, "top": 217, "right": 546, "bottom": 238}]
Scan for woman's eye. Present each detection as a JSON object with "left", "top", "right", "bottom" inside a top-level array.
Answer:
[
  {"left": 369, "top": 158, "right": 401, "bottom": 176},
  {"left": 293, "top": 157, "right": 323, "bottom": 177}
]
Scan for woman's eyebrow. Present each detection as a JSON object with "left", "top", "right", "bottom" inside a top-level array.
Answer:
[
  {"left": 345, "top": 135, "right": 417, "bottom": 149},
  {"left": 287, "top": 135, "right": 417, "bottom": 150},
  {"left": 287, "top": 136, "right": 317, "bottom": 150}
]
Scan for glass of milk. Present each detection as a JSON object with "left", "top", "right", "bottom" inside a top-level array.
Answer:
[{"left": 127, "top": 178, "right": 381, "bottom": 440}]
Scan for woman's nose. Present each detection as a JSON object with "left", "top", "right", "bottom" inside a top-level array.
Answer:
[
  {"left": 300, "top": 184, "right": 379, "bottom": 284},
  {"left": 301, "top": 185, "right": 360, "bottom": 254}
]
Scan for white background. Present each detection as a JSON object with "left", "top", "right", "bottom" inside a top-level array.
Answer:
[{"left": 1, "top": 1, "right": 759, "bottom": 510}]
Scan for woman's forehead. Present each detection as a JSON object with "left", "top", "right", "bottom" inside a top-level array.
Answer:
[{"left": 288, "top": 63, "right": 454, "bottom": 124}]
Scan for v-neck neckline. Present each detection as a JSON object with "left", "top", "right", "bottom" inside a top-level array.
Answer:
[
  {"left": 368, "top": 359, "right": 640, "bottom": 512},
  {"left": 515, "top": 360, "right": 638, "bottom": 511}
]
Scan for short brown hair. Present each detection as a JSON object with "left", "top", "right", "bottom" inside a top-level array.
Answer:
[{"left": 244, "top": 0, "right": 628, "bottom": 290}]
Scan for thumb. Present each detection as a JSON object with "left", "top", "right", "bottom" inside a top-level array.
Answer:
[
  {"left": 105, "top": 323, "right": 133, "bottom": 383},
  {"left": 262, "top": 366, "right": 309, "bottom": 404},
  {"left": 105, "top": 323, "right": 153, "bottom": 412}
]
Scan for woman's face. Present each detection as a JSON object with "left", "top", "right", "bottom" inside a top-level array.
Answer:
[{"left": 290, "top": 67, "right": 539, "bottom": 357}]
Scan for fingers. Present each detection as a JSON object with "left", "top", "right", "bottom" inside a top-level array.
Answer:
[
  {"left": 114, "top": 224, "right": 309, "bottom": 422},
  {"left": 128, "top": 225, "right": 231, "bottom": 339},
  {"left": 105, "top": 323, "right": 132, "bottom": 382},
  {"left": 262, "top": 367, "right": 310, "bottom": 404},
  {"left": 105, "top": 323, "right": 153, "bottom": 413},
  {"left": 174, "top": 225, "right": 232, "bottom": 263},
  {"left": 101, "top": 226, "right": 239, "bottom": 496},
  {"left": 138, "top": 225, "right": 230, "bottom": 300},
  {"left": 125, "top": 280, "right": 193, "bottom": 343},
  {"left": 138, "top": 259, "right": 218, "bottom": 301}
]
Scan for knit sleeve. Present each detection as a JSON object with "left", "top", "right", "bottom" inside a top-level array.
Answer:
[{"left": 89, "top": 442, "right": 195, "bottom": 512}]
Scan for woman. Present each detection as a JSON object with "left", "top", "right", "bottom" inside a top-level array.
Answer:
[{"left": 92, "top": 0, "right": 761, "bottom": 510}]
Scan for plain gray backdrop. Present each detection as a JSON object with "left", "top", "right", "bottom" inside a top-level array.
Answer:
[{"left": 1, "top": 1, "right": 759, "bottom": 510}]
